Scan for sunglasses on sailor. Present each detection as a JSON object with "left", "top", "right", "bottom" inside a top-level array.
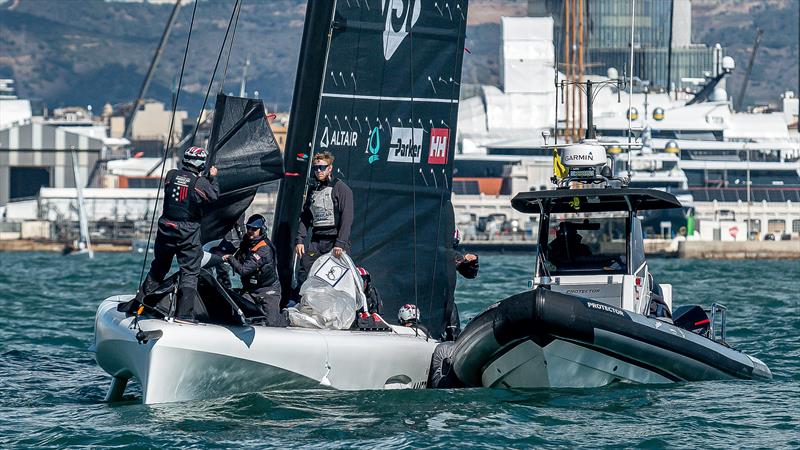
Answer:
[{"left": 312, "top": 164, "right": 330, "bottom": 172}]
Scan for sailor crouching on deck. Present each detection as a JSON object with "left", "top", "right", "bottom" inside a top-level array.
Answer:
[
  {"left": 137, "top": 146, "right": 219, "bottom": 320},
  {"left": 223, "top": 214, "right": 288, "bottom": 327},
  {"left": 294, "top": 151, "right": 354, "bottom": 288}
]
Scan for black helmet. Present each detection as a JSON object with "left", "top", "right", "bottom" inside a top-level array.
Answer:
[
  {"left": 356, "top": 266, "right": 370, "bottom": 284},
  {"left": 245, "top": 214, "right": 268, "bottom": 237}
]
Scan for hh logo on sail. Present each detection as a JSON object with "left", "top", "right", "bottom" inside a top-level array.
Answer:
[
  {"left": 388, "top": 127, "right": 423, "bottom": 163},
  {"left": 428, "top": 128, "right": 449, "bottom": 165}
]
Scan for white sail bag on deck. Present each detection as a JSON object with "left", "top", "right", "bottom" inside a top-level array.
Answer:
[{"left": 287, "top": 252, "right": 366, "bottom": 329}]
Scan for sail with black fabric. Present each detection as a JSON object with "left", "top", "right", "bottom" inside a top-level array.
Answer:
[
  {"left": 201, "top": 93, "right": 284, "bottom": 242},
  {"left": 93, "top": 0, "right": 461, "bottom": 405},
  {"left": 274, "top": 0, "right": 470, "bottom": 339}
]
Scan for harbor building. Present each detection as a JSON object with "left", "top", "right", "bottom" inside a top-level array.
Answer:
[
  {"left": 453, "top": 8, "right": 800, "bottom": 244},
  {"left": 529, "top": 0, "right": 715, "bottom": 92},
  {"left": 108, "top": 100, "right": 188, "bottom": 157},
  {"left": 0, "top": 122, "right": 104, "bottom": 206}
]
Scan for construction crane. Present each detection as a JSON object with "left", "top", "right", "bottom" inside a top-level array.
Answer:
[{"left": 736, "top": 28, "right": 764, "bottom": 112}]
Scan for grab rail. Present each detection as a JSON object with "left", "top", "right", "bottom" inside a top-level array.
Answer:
[{"left": 709, "top": 303, "right": 728, "bottom": 344}]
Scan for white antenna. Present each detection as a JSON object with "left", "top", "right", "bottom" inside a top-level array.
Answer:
[{"left": 626, "top": 0, "right": 636, "bottom": 179}]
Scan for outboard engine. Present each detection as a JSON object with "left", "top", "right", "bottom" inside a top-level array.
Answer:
[{"left": 672, "top": 305, "right": 711, "bottom": 335}]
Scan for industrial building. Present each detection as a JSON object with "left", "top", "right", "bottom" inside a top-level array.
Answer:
[{"left": 0, "top": 122, "right": 106, "bottom": 206}]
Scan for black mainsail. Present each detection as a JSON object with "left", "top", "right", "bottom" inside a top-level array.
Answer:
[
  {"left": 275, "top": 0, "right": 469, "bottom": 338},
  {"left": 201, "top": 94, "right": 284, "bottom": 242}
]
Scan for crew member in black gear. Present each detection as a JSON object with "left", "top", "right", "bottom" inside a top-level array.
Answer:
[
  {"left": 206, "top": 214, "right": 247, "bottom": 288},
  {"left": 138, "top": 146, "right": 219, "bottom": 320},
  {"left": 356, "top": 266, "right": 382, "bottom": 314},
  {"left": 452, "top": 228, "right": 479, "bottom": 279},
  {"left": 224, "top": 214, "right": 287, "bottom": 327},
  {"left": 206, "top": 239, "right": 237, "bottom": 289},
  {"left": 295, "top": 151, "right": 353, "bottom": 288},
  {"left": 443, "top": 228, "right": 479, "bottom": 341}
]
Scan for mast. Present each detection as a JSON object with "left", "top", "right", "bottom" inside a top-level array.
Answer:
[
  {"left": 70, "top": 147, "right": 93, "bottom": 258},
  {"left": 667, "top": 0, "right": 674, "bottom": 95},
  {"left": 578, "top": 0, "right": 584, "bottom": 140},
  {"left": 272, "top": 0, "right": 338, "bottom": 300},
  {"left": 564, "top": 0, "right": 570, "bottom": 141},
  {"left": 627, "top": 0, "right": 636, "bottom": 178},
  {"left": 239, "top": 55, "right": 250, "bottom": 97},
  {"left": 124, "top": 0, "right": 182, "bottom": 139}
]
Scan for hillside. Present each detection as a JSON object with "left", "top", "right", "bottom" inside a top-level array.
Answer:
[
  {"left": 1, "top": 0, "right": 797, "bottom": 114},
  {"left": 692, "top": 0, "right": 799, "bottom": 108}
]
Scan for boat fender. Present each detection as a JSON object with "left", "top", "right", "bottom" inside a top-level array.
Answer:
[{"left": 428, "top": 341, "right": 464, "bottom": 389}]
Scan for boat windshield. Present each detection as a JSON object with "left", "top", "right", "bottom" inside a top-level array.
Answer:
[{"left": 543, "top": 214, "right": 628, "bottom": 275}]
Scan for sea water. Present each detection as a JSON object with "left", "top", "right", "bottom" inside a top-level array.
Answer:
[{"left": 0, "top": 253, "right": 797, "bottom": 448}]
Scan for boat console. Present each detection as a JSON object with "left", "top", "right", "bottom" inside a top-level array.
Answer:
[{"left": 516, "top": 140, "right": 681, "bottom": 316}]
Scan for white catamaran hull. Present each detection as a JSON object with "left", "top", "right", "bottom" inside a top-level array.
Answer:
[{"left": 94, "top": 296, "right": 438, "bottom": 404}]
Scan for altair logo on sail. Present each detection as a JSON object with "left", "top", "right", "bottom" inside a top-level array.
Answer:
[
  {"left": 382, "top": 0, "right": 420, "bottom": 61},
  {"left": 319, "top": 126, "right": 358, "bottom": 149}
]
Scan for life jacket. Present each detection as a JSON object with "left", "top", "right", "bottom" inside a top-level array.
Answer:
[
  {"left": 310, "top": 178, "right": 337, "bottom": 228},
  {"left": 240, "top": 238, "right": 279, "bottom": 290},
  {"left": 162, "top": 169, "right": 202, "bottom": 222}
]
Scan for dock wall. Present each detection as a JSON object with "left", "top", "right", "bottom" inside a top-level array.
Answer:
[{"left": 678, "top": 240, "right": 800, "bottom": 260}]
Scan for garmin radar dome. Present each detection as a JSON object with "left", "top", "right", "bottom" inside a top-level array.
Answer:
[
  {"left": 556, "top": 140, "right": 612, "bottom": 182},
  {"left": 560, "top": 141, "right": 608, "bottom": 167}
]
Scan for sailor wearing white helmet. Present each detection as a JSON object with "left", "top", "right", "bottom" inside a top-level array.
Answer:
[{"left": 136, "top": 146, "right": 219, "bottom": 320}]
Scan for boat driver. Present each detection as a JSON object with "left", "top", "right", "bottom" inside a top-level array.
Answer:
[
  {"left": 223, "top": 214, "right": 287, "bottom": 327},
  {"left": 549, "top": 222, "right": 591, "bottom": 266},
  {"left": 295, "top": 151, "right": 354, "bottom": 290},
  {"left": 136, "top": 146, "right": 219, "bottom": 320}
]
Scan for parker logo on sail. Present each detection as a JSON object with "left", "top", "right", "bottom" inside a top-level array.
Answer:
[
  {"left": 388, "top": 127, "right": 423, "bottom": 163},
  {"left": 382, "top": 0, "right": 421, "bottom": 61},
  {"left": 320, "top": 126, "right": 358, "bottom": 149},
  {"left": 428, "top": 128, "right": 449, "bottom": 165}
]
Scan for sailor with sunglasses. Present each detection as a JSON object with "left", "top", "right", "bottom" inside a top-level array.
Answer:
[{"left": 295, "top": 151, "right": 354, "bottom": 290}]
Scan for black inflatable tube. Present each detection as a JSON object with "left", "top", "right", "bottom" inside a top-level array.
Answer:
[{"left": 452, "top": 287, "right": 760, "bottom": 387}]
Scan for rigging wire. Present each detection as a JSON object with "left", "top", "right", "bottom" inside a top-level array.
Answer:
[
  {"left": 426, "top": 3, "right": 469, "bottom": 336},
  {"left": 409, "top": 8, "right": 419, "bottom": 318},
  {"left": 137, "top": 0, "right": 200, "bottom": 288},
  {"left": 626, "top": 0, "right": 636, "bottom": 179},
  {"left": 220, "top": 0, "right": 244, "bottom": 93},
  {"left": 190, "top": 0, "right": 243, "bottom": 141}
]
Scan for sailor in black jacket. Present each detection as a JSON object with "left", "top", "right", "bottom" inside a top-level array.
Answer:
[
  {"left": 294, "top": 151, "right": 353, "bottom": 287},
  {"left": 138, "top": 146, "right": 219, "bottom": 320},
  {"left": 444, "top": 228, "right": 479, "bottom": 340},
  {"left": 452, "top": 228, "right": 479, "bottom": 279},
  {"left": 224, "top": 214, "right": 287, "bottom": 327}
]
